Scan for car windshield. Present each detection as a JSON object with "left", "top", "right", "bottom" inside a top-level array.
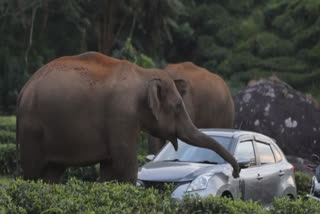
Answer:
[{"left": 154, "top": 136, "right": 232, "bottom": 164}]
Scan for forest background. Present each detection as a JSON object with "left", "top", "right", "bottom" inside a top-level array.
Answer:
[{"left": 1, "top": 0, "right": 320, "bottom": 114}]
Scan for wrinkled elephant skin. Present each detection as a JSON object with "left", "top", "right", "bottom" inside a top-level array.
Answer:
[{"left": 17, "top": 52, "right": 239, "bottom": 183}]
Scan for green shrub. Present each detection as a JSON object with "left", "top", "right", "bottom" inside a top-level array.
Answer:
[
  {"left": 222, "top": 0, "right": 255, "bottom": 14},
  {"left": 180, "top": 194, "right": 267, "bottom": 214},
  {"left": 1, "top": 178, "right": 320, "bottom": 214},
  {"left": 259, "top": 57, "right": 308, "bottom": 73},
  {"left": 0, "top": 130, "right": 15, "bottom": 144},
  {"left": 307, "top": 41, "right": 320, "bottom": 65},
  {"left": 270, "top": 197, "right": 320, "bottom": 214},
  {"left": 0, "top": 187, "right": 27, "bottom": 214},
  {"left": 272, "top": 13, "right": 297, "bottom": 37},
  {"left": 216, "top": 24, "right": 241, "bottom": 46},
  {"left": 195, "top": 35, "right": 217, "bottom": 60},
  {"left": 192, "top": 3, "right": 233, "bottom": 33},
  {"left": 4, "top": 179, "right": 178, "bottom": 214},
  {"left": 227, "top": 52, "right": 262, "bottom": 72},
  {"left": 277, "top": 70, "right": 320, "bottom": 89},
  {"left": 295, "top": 171, "right": 312, "bottom": 196},
  {"left": 255, "top": 33, "right": 295, "bottom": 57},
  {"left": 0, "top": 116, "right": 16, "bottom": 132},
  {"left": 0, "top": 144, "right": 16, "bottom": 175},
  {"left": 294, "top": 18, "right": 320, "bottom": 49}
]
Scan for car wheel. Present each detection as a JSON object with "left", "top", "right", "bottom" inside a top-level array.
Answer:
[{"left": 221, "top": 192, "right": 233, "bottom": 200}]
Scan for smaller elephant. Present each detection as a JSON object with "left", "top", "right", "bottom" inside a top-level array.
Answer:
[{"left": 148, "top": 62, "right": 235, "bottom": 154}]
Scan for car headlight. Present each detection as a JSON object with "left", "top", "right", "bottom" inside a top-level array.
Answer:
[{"left": 187, "top": 173, "right": 214, "bottom": 192}]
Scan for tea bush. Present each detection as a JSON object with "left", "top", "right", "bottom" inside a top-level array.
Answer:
[
  {"left": 295, "top": 171, "right": 312, "bottom": 196},
  {"left": 0, "top": 130, "right": 15, "bottom": 144},
  {"left": 180, "top": 194, "right": 267, "bottom": 214},
  {"left": 270, "top": 197, "right": 320, "bottom": 214},
  {"left": 2, "top": 179, "right": 178, "bottom": 214},
  {"left": 0, "top": 144, "right": 16, "bottom": 175},
  {"left": 0, "top": 116, "right": 15, "bottom": 132},
  {"left": 1, "top": 178, "right": 320, "bottom": 214}
]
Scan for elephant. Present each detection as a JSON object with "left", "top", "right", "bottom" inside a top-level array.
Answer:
[
  {"left": 16, "top": 52, "right": 239, "bottom": 183},
  {"left": 148, "top": 62, "right": 235, "bottom": 154}
]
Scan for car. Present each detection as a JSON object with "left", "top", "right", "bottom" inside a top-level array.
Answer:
[{"left": 137, "top": 129, "right": 297, "bottom": 205}]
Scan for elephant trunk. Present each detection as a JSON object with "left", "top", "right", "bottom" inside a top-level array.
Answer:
[{"left": 177, "top": 107, "right": 239, "bottom": 178}]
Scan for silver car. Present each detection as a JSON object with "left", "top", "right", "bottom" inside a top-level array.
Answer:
[{"left": 137, "top": 129, "right": 297, "bottom": 205}]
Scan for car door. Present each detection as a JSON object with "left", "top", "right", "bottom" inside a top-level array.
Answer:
[
  {"left": 234, "top": 140, "right": 260, "bottom": 201},
  {"left": 254, "top": 140, "right": 279, "bottom": 205}
]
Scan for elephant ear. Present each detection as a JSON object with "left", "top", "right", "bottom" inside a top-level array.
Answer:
[
  {"left": 148, "top": 79, "right": 162, "bottom": 121},
  {"left": 174, "top": 79, "right": 188, "bottom": 97}
]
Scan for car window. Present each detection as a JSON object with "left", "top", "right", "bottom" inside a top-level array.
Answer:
[
  {"left": 234, "top": 141, "right": 256, "bottom": 167},
  {"left": 271, "top": 144, "right": 282, "bottom": 162},
  {"left": 256, "top": 142, "right": 275, "bottom": 165},
  {"left": 154, "top": 136, "right": 232, "bottom": 164}
]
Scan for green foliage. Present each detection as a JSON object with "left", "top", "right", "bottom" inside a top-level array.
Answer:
[
  {"left": 0, "top": 177, "right": 319, "bottom": 214},
  {"left": 0, "top": 130, "right": 15, "bottom": 144},
  {"left": 180, "top": 194, "right": 267, "bottom": 214},
  {"left": 3, "top": 178, "right": 178, "bottom": 214},
  {"left": 270, "top": 197, "right": 320, "bottom": 214},
  {"left": 0, "top": 144, "right": 16, "bottom": 175},
  {"left": 222, "top": 0, "right": 255, "bottom": 14},
  {"left": 307, "top": 41, "right": 320, "bottom": 65},
  {"left": 260, "top": 57, "right": 308, "bottom": 73},
  {"left": 0, "top": 187, "right": 27, "bottom": 214},
  {"left": 294, "top": 172, "right": 312, "bottom": 196},
  {"left": 1, "top": 0, "right": 320, "bottom": 112},
  {"left": 0, "top": 116, "right": 16, "bottom": 132},
  {"left": 113, "top": 38, "right": 156, "bottom": 68}
]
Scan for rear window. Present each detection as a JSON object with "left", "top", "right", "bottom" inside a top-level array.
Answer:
[
  {"left": 256, "top": 142, "right": 275, "bottom": 165},
  {"left": 271, "top": 144, "right": 282, "bottom": 162}
]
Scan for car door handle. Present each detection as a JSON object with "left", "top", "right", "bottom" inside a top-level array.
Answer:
[
  {"left": 257, "top": 174, "right": 263, "bottom": 180},
  {"left": 279, "top": 170, "right": 285, "bottom": 176}
]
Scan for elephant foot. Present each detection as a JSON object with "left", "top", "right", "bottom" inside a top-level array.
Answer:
[{"left": 43, "top": 163, "right": 66, "bottom": 184}]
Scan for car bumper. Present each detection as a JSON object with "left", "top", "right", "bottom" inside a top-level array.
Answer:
[{"left": 171, "top": 182, "right": 223, "bottom": 201}]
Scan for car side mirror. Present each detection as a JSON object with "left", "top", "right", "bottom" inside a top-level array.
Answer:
[
  {"left": 237, "top": 158, "right": 251, "bottom": 170},
  {"left": 145, "top": 154, "right": 155, "bottom": 162}
]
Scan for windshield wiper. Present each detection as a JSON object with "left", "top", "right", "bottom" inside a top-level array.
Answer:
[
  {"left": 162, "top": 159, "right": 182, "bottom": 162},
  {"left": 194, "top": 160, "right": 218, "bottom": 164}
]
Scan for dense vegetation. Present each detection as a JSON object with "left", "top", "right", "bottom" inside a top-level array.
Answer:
[
  {"left": 1, "top": 0, "right": 320, "bottom": 113},
  {"left": 1, "top": 178, "right": 320, "bottom": 214},
  {"left": 0, "top": 116, "right": 319, "bottom": 213}
]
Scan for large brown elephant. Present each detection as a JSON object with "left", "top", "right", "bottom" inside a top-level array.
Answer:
[
  {"left": 148, "top": 62, "right": 235, "bottom": 154},
  {"left": 16, "top": 52, "right": 239, "bottom": 183}
]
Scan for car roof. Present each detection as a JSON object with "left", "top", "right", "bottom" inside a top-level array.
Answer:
[{"left": 199, "top": 128, "right": 273, "bottom": 142}]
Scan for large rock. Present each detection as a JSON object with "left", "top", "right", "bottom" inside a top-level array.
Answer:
[{"left": 234, "top": 76, "right": 320, "bottom": 158}]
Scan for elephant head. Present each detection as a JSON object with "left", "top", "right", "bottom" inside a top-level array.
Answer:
[{"left": 141, "top": 76, "right": 239, "bottom": 178}]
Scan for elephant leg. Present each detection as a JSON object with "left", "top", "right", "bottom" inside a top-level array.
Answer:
[
  {"left": 101, "top": 127, "right": 139, "bottom": 184},
  {"left": 42, "top": 163, "right": 66, "bottom": 184},
  {"left": 19, "top": 121, "right": 46, "bottom": 180},
  {"left": 97, "top": 159, "right": 114, "bottom": 182}
]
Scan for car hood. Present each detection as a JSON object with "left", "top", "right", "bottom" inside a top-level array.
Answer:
[{"left": 138, "top": 161, "right": 231, "bottom": 182}]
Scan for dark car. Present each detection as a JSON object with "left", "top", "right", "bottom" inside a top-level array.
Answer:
[{"left": 137, "top": 129, "right": 297, "bottom": 205}]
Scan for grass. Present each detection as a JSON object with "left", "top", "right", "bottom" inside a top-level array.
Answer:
[{"left": 0, "top": 176, "right": 13, "bottom": 186}]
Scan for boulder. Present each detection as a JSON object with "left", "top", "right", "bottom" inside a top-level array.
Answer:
[{"left": 234, "top": 76, "right": 320, "bottom": 159}]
